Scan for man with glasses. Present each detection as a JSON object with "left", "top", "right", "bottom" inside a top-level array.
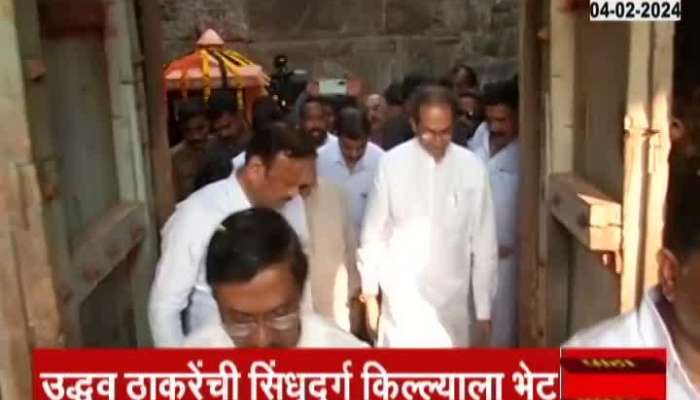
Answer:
[
  {"left": 358, "top": 85, "right": 498, "bottom": 348},
  {"left": 184, "top": 208, "right": 367, "bottom": 348},
  {"left": 149, "top": 122, "right": 315, "bottom": 347}
]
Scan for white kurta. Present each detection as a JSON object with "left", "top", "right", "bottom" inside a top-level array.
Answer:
[
  {"left": 468, "top": 123, "right": 520, "bottom": 347},
  {"left": 317, "top": 140, "right": 384, "bottom": 236},
  {"left": 304, "top": 179, "right": 361, "bottom": 332},
  {"left": 565, "top": 287, "right": 700, "bottom": 399},
  {"left": 358, "top": 139, "right": 498, "bottom": 348},
  {"left": 148, "top": 175, "right": 309, "bottom": 347},
  {"left": 183, "top": 312, "right": 369, "bottom": 348}
]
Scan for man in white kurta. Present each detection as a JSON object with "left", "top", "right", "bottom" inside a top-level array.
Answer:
[
  {"left": 148, "top": 123, "right": 316, "bottom": 347},
  {"left": 468, "top": 79, "right": 521, "bottom": 347},
  {"left": 565, "top": 157, "right": 700, "bottom": 398},
  {"left": 184, "top": 208, "right": 366, "bottom": 349},
  {"left": 303, "top": 178, "right": 362, "bottom": 334},
  {"left": 358, "top": 85, "right": 498, "bottom": 348},
  {"left": 565, "top": 287, "right": 699, "bottom": 399}
]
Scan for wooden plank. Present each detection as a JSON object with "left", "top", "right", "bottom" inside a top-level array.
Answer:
[
  {"left": 0, "top": 1, "right": 63, "bottom": 396},
  {"left": 621, "top": 22, "right": 652, "bottom": 312},
  {"left": 38, "top": 0, "right": 104, "bottom": 37},
  {"left": 550, "top": 173, "right": 622, "bottom": 227},
  {"left": 0, "top": 167, "right": 33, "bottom": 400},
  {"left": 549, "top": 173, "right": 622, "bottom": 252},
  {"left": 543, "top": 0, "right": 577, "bottom": 346},
  {"left": 549, "top": 0, "right": 576, "bottom": 173},
  {"left": 69, "top": 202, "right": 147, "bottom": 305},
  {"left": 136, "top": 0, "right": 175, "bottom": 228},
  {"left": 518, "top": 0, "right": 544, "bottom": 347},
  {"left": 641, "top": 22, "right": 674, "bottom": 292},
  {"left": 108, "top": 0, "right": 161, "bottom": 347}
]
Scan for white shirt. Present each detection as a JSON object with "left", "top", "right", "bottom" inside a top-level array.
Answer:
[
  {"left": 468, "top": 124, "right": 520, "bottom": 348},
  {"left": 317, "top": 140, "right": 384, "bottom": 235},
  {"left": 565, "top": 287, "right": 699, "bottom": 399},
  {"left": 468, "top": 123, "right": 520, "bottom": 247},
  {"left": 183, "top": 312, "right": 368, "bottom": 348},
  {"left": 318, "top": 133, "right": 338, "bottom": 153},
  {"left": 358, "top": 139, "right": 498, "bottom": 347},
  {"left": 148, "top": 175, "right": 308, "bottom": 347}
]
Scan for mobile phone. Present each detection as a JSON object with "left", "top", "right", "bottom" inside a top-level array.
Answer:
[{"left": 319, "top": 79, "right": 348, "bottom": 96}]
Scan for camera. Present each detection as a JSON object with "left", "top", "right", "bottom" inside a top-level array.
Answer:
[{"left": 269, "top": 54, "right": 309, "bottom": 112}]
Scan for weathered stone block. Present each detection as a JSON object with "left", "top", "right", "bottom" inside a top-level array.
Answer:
[
  {"left": 334, "top": 0, "right": 384, "bottom": 35},
  {"left": 491, "top": 9, "right": 519, "bottom": 30},
  {"left": 498, "top": 28, "right": 519, "bottom": 58},
  {"left": 244, "top": 0, "right": 309, "bottom": 37},
  {"left": 385, "top": 0, "right": 433, "bottom": 34}
]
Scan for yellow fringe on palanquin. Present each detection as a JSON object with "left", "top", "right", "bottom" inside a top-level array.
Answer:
[
  {"left": 201, "top": 49, "right": 212, "bottom": 101},
  {"left": 222, "top": 49, "right": 253, "bottom": 66}
]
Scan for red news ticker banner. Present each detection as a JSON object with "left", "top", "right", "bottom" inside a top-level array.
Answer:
[{"left": 33, "top": 348, "right": 665, "bottom": 400}]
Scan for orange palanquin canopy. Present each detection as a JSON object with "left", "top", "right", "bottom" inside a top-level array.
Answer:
[{"left": 164, "top": 29, "right": 270, "bottom": 120}]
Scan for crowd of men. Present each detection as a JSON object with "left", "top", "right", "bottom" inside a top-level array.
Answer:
[{"left": 153, "top": 63, "right": 699, "bottom": 398}]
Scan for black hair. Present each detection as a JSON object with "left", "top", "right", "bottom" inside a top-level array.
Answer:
[
  {"left": 446, "top": 64, "right": 479, "bottom": 89},
  {"left": 252, "top": 95, "right": 285, "bottom": 133},
  {"left": 336, "top": 107, "right": 370, "bottom": 141},
  {"left": 208, "top": 90, "right": 239, "bottom": 121},
  {"left": 483, "top": 79, "right": 519, "bottom": 111},
  {"left": 664, "top": 154, "right": 700, "bottom": 263},
  {"left": 410, "top": 85, "right": 459, "bottom": 124},
  {"left": 177, "top": 98, "right": 208, "bottom": 125},
  {"left": 300, "top": 96, "right": 325, "bottom": 120},
  {"left": 244, "top": 120, "right": 316, "bottom": 166},
  {"left": 384, "top": 82, "right": 403, "bottom": 106},
  {"left": 206, "top": 208, "right": 308, "bottom": 291},
  {"left": 402, "top": 73, "right": 435, "bottom": 105}
]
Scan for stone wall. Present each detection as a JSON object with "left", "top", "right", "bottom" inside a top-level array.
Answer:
[{"left": 159, "top": 0, "right": 519, "bottom": 93}]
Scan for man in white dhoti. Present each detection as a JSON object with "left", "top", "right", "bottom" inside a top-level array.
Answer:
[
  {"left": 184, "top": 208, "right": 367, "bottom": 348},
  {"left": 468, "top": 79, "right": 520, "bottom": 347},
  {"left": 358, "top": 85, "right": 499, "bottom": 348},
  {"left": 149, "top": 122, "right": 317, "bottom": 347},
  {"left": 301, "top": 164, "right": 363, "bottom": 336},
  {"left": 566, "top": 154, "right": 700, "bottom": 398}
]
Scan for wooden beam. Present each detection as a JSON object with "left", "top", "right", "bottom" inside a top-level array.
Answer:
[
  {"left": 549, "top": 173, "right": 622, "bottom": 252},
  {"left": 543, "top": 0, "right": 578, "bottom": 346},
  {"left": 37, "top": 0, "right": 105, "bottom": 37},
  {"left": 0, "top": 0, "right": 62, "bottom": 397},
  {"left": 518, "top": 0, "right": 544, "bottom": 347},
  {"left": 641, "top": 22, "right": 673, "bottom": 292},
  {"left": 136, "top": 0, "right": 175, "bottom": 227},
  {"left": 68, "top": 203, "right": 147, "bottom": 306},
  {"left": 622, "top": 22, "right": 652, "bottom": 313}
]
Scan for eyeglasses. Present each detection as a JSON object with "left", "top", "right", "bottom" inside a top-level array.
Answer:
[
  {"left": 419, "top": 130, "right": 453, "bottom": 141},
  {"left": 222, "top": 308, "right": 301, "bottom": 341}
]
